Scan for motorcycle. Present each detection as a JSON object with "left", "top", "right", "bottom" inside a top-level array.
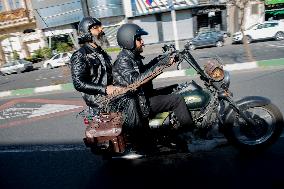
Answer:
[{"left": 79, "top": 44, "right": 283, "bottom": 159}]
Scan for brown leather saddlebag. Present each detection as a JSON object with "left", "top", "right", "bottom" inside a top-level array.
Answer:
[{"left": 84, "top": 112, "right": 125, "bottom": 153}]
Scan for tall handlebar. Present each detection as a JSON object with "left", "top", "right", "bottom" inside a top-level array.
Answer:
[{"left": 162, "top": 44, "right": 209, "bottom": 81}]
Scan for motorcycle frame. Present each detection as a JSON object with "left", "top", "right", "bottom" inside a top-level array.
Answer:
[{"left": 176, "top": 48, "right": 270, "bottom": 127}]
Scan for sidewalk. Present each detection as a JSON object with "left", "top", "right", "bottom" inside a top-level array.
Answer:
[{"left": 1, "top": 57, "right": 284, "bottom": 99}]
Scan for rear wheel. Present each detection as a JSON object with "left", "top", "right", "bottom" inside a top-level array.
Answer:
[
  {"left": 47, "top": 64, "right": 53, "bottom": 69},
  {"left": 275, "top": 31, "right": 284, "bottom": 41},
  {"left": 224, "top": 103, "right": 283, "bottom": 152}
]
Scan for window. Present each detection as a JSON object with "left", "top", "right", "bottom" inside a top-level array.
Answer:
[
  {"left": 251, "top": 4, "right": 259, "bottom": 15},
  {"left": 0, "top": 1, "right": 3, "bottom": 12},
  {"left": 8, "top": 0, "right": 22, "bottom": 10},
  {"left": 257, "top": 24, "right": 263, "bottom": 29},
  {"left": 53, "top": 54, "right": 60, "bottom": 60}
]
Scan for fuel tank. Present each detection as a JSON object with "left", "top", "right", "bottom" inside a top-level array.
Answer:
[{"left": 177, "top": 81, "right": 211, "bottom": 110}]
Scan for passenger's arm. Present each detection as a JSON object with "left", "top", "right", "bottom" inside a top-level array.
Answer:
[{"left": 70, "top": 52, "right": 106, "bottom": 95}]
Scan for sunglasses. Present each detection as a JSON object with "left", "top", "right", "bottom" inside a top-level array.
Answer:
[
  {"left": 90, "top": 25, "right": 102, "bottom": 30},
  {"left": 136, "top": 36, "right": 143, "bottom": 41}
]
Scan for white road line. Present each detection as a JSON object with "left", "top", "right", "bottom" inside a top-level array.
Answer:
[
  {"left": 266, "top": 43, "right": 284, "bottom": 48},
  {"left": 34, "top": 85, "right": 62, "bottom": 93},
  {"left": 0, "top": 91, "right": 12, "bottom": 97},
  {"left": 28, "top": 104, "right": 83, "bottom": 118}
]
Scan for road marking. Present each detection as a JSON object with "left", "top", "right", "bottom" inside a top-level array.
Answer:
[
  {"left": 0, "top": 98, "right": 85, "bottom": 128},
  {"left": 28, "top": 104, "right": 82, "bottom": 118},
  {"left": 34, "top": 85, "right": 62, "bottom": 93},
  {"left": 266, "top": 43, "right": 284, "bottom": 48}
]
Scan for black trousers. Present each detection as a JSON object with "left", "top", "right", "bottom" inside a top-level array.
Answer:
[{"left": 149, "top": 94, "right": 193, "bottom": 130}]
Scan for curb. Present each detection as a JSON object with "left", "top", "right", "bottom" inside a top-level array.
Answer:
[{"left": 0, "top": 58, "right": 284, "bottom": 98}]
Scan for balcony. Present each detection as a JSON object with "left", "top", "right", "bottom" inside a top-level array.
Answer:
[{"left": 0, "top": 8, "right": 35, "bottom": 29}]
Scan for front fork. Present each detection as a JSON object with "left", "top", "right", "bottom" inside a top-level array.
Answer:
[{"left": 224, "top": 96, "right": 256, "bottom": 126}]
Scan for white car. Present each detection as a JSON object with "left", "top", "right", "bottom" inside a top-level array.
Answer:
[
  {"left": 43, "top": 52, "right": 72, "bottom": 69},
  {"left": 232, "top": 20, "right": 284, "bottom": 43},
  {"left": 0, "top": 59, "right": 33, "bottom": 75}
]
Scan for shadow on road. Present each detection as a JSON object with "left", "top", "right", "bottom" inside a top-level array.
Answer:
[{"left": 0, "top": 139, "right": 283, "bottom": 189}]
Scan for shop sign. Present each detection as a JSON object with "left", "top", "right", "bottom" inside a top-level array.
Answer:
[{"left": 197, "top": 8, "right": 221, "bottom": 15}]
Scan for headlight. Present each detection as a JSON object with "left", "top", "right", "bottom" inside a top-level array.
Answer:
[{"left": 204, "top": 60, "right": 224, "bottom": 81}]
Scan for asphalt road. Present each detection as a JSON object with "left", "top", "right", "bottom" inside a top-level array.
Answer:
[
  {"left": 0, "top": 67, "right": 284, "bottom": 189},
  {"left": 0, "top": 40, "right": 284, "bottom": 92}
]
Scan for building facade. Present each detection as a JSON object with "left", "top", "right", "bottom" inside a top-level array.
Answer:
[
  {"left": 31, "top": 0, "right": 125, "bottom": 48},
  {"left": 0, "top": 0, "right": 45, "bottom": 65},
  {"left": 0, "top": 0, "right": 266, "bottom": 65},
  {"left": 123, "top": 0, "right": 227, "bottom": 44}
]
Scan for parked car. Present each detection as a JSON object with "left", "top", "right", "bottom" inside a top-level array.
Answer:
[
  {"left": 0, "top": 59, "right": 33, "bottom": 76},
  {"left": 43, "top": 52, "right": 72, "bottom": 69},
  {"left": 185, "top": 31, "right": 225, "bottom": 50},
  {"left": 232, "top": 20, "right": 284, "bottom": 44}
]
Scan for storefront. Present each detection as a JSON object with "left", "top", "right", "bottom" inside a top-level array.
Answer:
[
  {"left": 192, "top": 6, "right": 227, "bottom": 34},
  {"left": 265, "top": 0, "right": 284, "bottom": 20},
  {"left": 123, "top": 0, "right": 227, "bottom": 44}
]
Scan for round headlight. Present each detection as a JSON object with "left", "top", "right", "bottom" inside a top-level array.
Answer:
[{"left": 204, "top": 60, "right": 224, "bottom": 81}]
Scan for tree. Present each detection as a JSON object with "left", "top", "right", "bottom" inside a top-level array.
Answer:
[
  {"left": 12, "top": 50, "right": 19, "bottom": 60},
  {"left": 227, "top": 0, "right": 265, "bottom": 62}
]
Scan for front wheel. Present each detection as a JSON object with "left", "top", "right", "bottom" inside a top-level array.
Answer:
[
  {"left": 189, "top": 44, "right": 196, "bottom": 50},
  {"left": 224, "top": 103, "right": 283, "bottom": 152},
  {"left": 244, "top": 35, "right": 252, "bottom": 44}
]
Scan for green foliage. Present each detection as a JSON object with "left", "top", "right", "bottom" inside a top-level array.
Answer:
[
  {"left": 56, "top": 42, "right": 73, "bottom": 53},
  {"left": 105, "top": 47, "right": 121, "bottom": 52},
  {"left": 41, "top": 47, "right": 52, "bottom": 59},
  {"left": 24, "top": 47, "right": 52, "bottom": 63},
  {"left": 12, "top": 50, "right": 19, "bottom": 60},
  {"left": 51, "top": 35, "right": 74, "bottom": 53}
]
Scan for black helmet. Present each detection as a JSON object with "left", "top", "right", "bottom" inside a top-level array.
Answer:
[
  {"left": 117, "top": 23, "right": 148, "bottom": 50},
  {"left": 78, "top": 17, "right": 102, "bottom": 44},
  {"left": 78, "top": 16, "right": 102, "bottom": 35}
]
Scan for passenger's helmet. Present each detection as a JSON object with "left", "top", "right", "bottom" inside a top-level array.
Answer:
[
  {"left": 117, "top": 23, "right": 148, "bottom": 50},
  {"left": 78, "top": 17, "right": 101, "bottom": 43}
]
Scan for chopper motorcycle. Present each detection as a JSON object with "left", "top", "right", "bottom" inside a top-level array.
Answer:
[{"left": 80, "top": 44, "right": 283, "bottom": 159}]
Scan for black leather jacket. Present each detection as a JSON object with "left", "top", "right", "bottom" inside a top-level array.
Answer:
[
  {"left": 70, "top": 44, "right": 113, "bottom": 110},
  {"left": 112, "top": 49, "right": 169, "bottom": 117}
]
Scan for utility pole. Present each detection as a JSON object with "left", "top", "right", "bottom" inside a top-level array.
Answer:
[
  {"left": 168, "top": 0, "right": 181, "bottom": 69},
  {"left": 80, "top": 0, "right": 90, "bottom": 17}
]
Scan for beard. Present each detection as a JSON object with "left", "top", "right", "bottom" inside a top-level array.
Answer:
[
  {"left": 92, "top": 31, "right": 110, "bottom": 48},
  {"left": 134, "top": 45, "right": 144, "bottom": 54}
]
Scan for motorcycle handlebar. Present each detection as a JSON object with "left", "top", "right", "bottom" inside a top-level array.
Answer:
[{"left": 161, "top": 44, "right": 216, "bottom": 84}]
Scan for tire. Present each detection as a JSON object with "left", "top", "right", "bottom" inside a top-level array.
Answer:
[
  {"left": 223, "top": 103, "right": 283, "bottom": 152},
  {"left": 244, "top": 35, "right": 252, "bottom": 44},
  {"left": 216, "top": 41, "right": 224, "bottom": 47},
  {"left": 189, "top": 44, "right": 196, "bottom": 50},
  {"left": 47, "top": 63, "right": 53, "bottom": 69},
  {"left": 275, "top": 31, "right": 284, "bottom": 41}
]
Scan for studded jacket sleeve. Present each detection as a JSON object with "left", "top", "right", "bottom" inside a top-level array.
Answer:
[{"left": 70, "top": 49, "right": 106, "bottom": 95}]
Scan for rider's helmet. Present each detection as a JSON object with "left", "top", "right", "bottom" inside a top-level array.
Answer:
[
  {"left": 117, "top": 23, "right": 148, "bottom": 50},
  {"left": 78, "top": 16, "right": 102, "bottom": 43}
]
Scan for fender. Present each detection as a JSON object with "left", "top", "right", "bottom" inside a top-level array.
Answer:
[{"left": 223, "top": 96, "right": 271, "bottom": 125}]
